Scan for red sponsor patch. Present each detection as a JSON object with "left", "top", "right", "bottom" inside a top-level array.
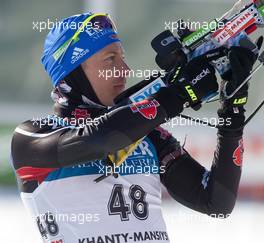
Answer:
[
  {"left": 71, "top": 108, "right": 90, "bottom": 120},
  {"left": 233, "top": 139, "right": 244, "bottom": 167},
  {"left": 130, "top": 99, "right": 160, "bottom": 120}
]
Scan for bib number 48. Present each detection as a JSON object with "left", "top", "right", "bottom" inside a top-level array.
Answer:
[{"left": 108, "top": 184, "right": 149, "bottom": 221}]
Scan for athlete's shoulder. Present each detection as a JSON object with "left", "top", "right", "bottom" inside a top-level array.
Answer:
[{"left": 11, "top": 116, "right": 70, "bottom": 169}]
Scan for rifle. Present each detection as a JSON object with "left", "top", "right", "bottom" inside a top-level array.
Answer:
[{"left": 115, "top": 0, "right": 264, "bottom": 121}]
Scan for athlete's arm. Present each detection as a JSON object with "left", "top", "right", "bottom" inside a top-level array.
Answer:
[
  {"left": 150, "top": 125, "right": 242, "bottom": 217},
  {"left": 158, "top": 44, "right": 258, "bottom": 217},
  {"left": 160, "top": 129, "right": 242, "bottom": 217},
  {"left": 11, "top": 101, "right": 169, "bottom": 169}
]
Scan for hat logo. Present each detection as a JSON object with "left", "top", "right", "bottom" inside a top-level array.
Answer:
[{"left": 71, "top": 47, "right": 89, "bottom": 64}]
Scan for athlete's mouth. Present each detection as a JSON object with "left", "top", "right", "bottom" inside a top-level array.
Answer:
[
  {"left": 114, "top": 83, "right": 125, "bottom": 87},
  {"left": 113, "top": 84, "right": 126, "bottom": 91},
  {"left": 113, "top": 79, "right": 126, "bottom": 89}
]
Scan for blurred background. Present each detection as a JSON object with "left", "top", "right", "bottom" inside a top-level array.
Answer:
[{"left": 0, "top": 0, "right": 263, "bottom": 242}]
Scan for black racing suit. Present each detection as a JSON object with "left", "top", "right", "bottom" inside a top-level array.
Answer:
[{"left": 11, "top": 98, "right": 243, "bottom": 218}]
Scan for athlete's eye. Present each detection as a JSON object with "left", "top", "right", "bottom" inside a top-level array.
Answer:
[{"left": 104, "top": 54, "right": 115, "bottom": 62}]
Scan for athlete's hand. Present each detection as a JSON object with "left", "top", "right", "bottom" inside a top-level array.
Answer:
[
  {"left": 171, "top": 55, "right": 218, "bottom": 109},
  {"left": 220, "top": 37, "right": 262, "bottom": 109},
  {"left": 151, "top": 52, "right": 220, "bottom": 118},
  {"left": 217, "top": 37, "right": 262, "bottom": 135}
]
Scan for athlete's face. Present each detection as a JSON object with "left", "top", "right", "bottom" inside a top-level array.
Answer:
[{"left": 81, "top": 42, "right": 130, "bottom": 106}]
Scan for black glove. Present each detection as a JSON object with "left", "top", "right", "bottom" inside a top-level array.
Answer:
[
  {"left": 221, "top": 47, "right": 258, "bottom": 109},
  {"left": 175, "top": 55, "right": 218, "bottom": 108},
  {"left": 220, "top": 37, "right": 263, "bottom": 109},
  {"left": 218, "top": 37, "right": 263, "bottom": 135},
  {"left": 152, "top": 51, "right": 220, "bottom": 118}
]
